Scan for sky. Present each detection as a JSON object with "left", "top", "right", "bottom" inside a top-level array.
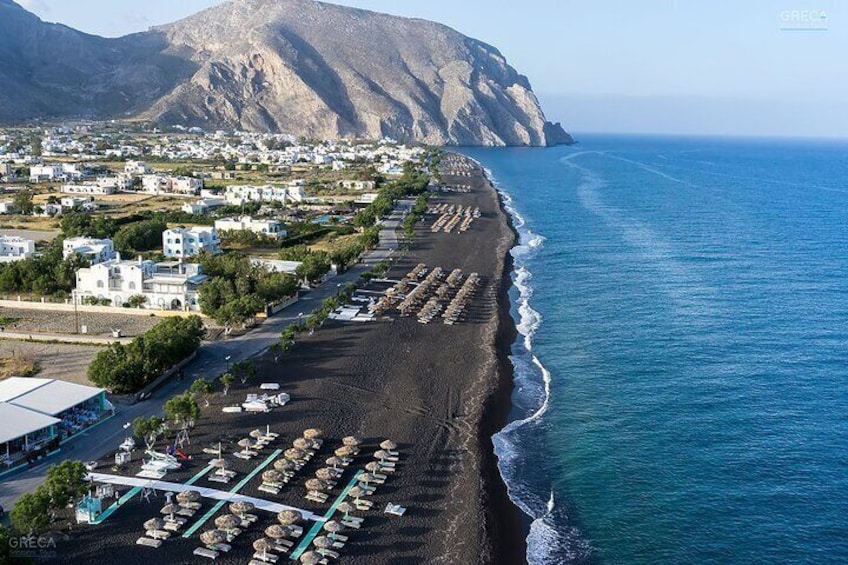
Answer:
[{"left": 15, "top": 0, "right": 848, "bottom": 138}]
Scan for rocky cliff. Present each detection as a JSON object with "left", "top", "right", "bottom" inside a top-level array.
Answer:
[{"left": 0, "top": 0, "right": 571, "bottom": 146}]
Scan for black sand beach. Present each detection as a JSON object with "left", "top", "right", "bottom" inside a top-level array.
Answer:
[{"left": 44, "top": 155, "right": 525, "bottom": 565}]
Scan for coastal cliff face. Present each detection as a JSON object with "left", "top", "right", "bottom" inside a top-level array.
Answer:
[{"left": 0, "top": 0, "right": 571, "bottom": 146}]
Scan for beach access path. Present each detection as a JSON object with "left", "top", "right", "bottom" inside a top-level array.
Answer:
[{"left": 0, "top": 200, "right": 412, "bottom": 512}]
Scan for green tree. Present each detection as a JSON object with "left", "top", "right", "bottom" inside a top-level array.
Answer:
[
  {"left": 127, "top": 294, "right": 147, "bottom": 308},
  {"left": 12, "top": 189, "right": 34, "bottom": 215},
  {"left": 132, "top": 416, "right": 164, "bottom": 449},
  {"left": 164, "top": 393, "right": 200, "bottom": 430},
  {"left": 220, "top": 373, "right": 235, "bottom": 395},
  {"left": 11, "top": 489, "right": 51, "bottom": 534},
  {"left": 189, "top": 378, "right": 214, "bottom": 407},
  {"left": 44, "top": 460, "right": 88, "bottom": 508},
  {"left": 113, "top": 219, "right": 167, "bottom": 253}
]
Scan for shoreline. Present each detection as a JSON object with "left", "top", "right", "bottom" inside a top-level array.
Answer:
[{"left": 480, "top": 184, "right": 529, "bottom": 563}]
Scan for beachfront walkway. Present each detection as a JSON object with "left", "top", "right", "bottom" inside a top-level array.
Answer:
[{"left": 87, "top": 472, "right": 322, "bottom": 521}]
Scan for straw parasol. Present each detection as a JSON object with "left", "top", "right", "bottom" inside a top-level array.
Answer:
[
  {"left": 379, "top": 439, "right": 398, "bottom": 451},
  {"left": 300, "top": 551, "right": 323, "bottom": 565},
  {"left": 323, "top": 520, "right": 343, "bottom": 535},
  {"left": 211, "top": 458, "right": 227, "bottom": 469},
  {"left": 305, "top": 478, "right": 328, "bottom": 492},
  {"left": 200, "top": 529, "right": 227, "bottom": 547},
  {"left": 360, "top": 473, "right": 379, "bottom": 485},
  {"left": 342, "top": 436, "right": 361, "bottom": 446},
  {"left": 274, "top": 459, "right": 295, "bottom": 472},
  {"left": 325, "top": 457, "right": 344, "bottom": 469},
  {"left": 161, "top": 503, "right": 180, "bottom": 519},
  {"left": 335, "top": 446, "right": 355, "bottom": 458},
  {"left": 374, "top": 450, "right": 392, "bottom": 461},
  {"left": 229, "top": 501, "right": 255, "bottom": 517},
  {"left": 144, "top": 518, "right": 164, "bottom": 531},
  {"left": 285, "top": 448, "right": 306, "bottom": 461},
  {"left": 265, "top": 524, "right": 288, "bottom": 540},
  {"left": 292, "top": 437, "right": 313, "bottom": 450},
  {"left": 262, "top": 469, "right": 283, "bottom": 484},
  {"left": 336, "top": 501, "right": 355, "bottom": 520},
  {"left": 254, "top": 538, "right": 272, "bottom": 558},
  {"left": 347, "top": 486, "right": 366, "bottom": 503},
  {"left": 312, "top": 536, "right": 333, "bottom": 549},
  {"left": 177, "top": 490, "right": 201, "bottom": 504},
  {"left": 215, "top": 514, "right": 241, "bottom": 531},
  {"left": 315, "top": 468, "right": 334, "bottom": 481},
  {"left": 303, "top": 428, "right": 323, "bottom": 440},
  {"left": 249, "top": 429, "right": 264, "bottom": 439},
  {"left": 277, "top": 510, "right": 302, "bottom": 525},
  {"left": 237, "top": 438, "right": 254, "bottom": 449},
  {"left": 365, "top": 461, "right": 383, "bottom": 473}
]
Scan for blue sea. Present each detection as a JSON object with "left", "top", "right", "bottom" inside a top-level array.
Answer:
[{"left": 461, "top": 136, "right": 848, "bottom": 565}]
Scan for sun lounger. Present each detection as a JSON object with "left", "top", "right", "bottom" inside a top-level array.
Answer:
[
  {"left": 181, "top": 501, "right": 202, "bottom": 510},
  {"left": 290, "top": 525, "right": 304, "bottom": 537},
  {"left": 328, "top": 533, "right": 348, "bottom": 543},
  {"left": 273, "top": 539, "right": 295, "bottom": 549},
  {"left": 136, "top": 537, "right": 162, "bottom": 548},
  {"left": 165, "top": 515, "right": 188, "bottom": 525},
  {"left": 253, "top": 551, "right": 279, "bottom": 563},
  {"left": 222, "top": 406, "right": 243, "bottom": 413},
  {"left": 259, "top": 484, "right": 280, "bottom": 495},
  {"left": 234, "top": 451, "right": 255, "bottom": 460},
  {"left": 241, "top": 513, "right": 259, "bottom": 524},
  {"left": 146, "top": 529, "right": 171, "bottom": 540},
  {"left": 306, "top": 492, "right": 329, "bottom": 503},
  {"left": 163, "top": 521, "right": 182, "bottom": 532},
  {"left": 203, "top": 447, "right": 222, "bottom": 455},
  {"left": 260, "top": 383, "right": 281, "bottom": 390},
  {"left": 211, "top": 543, "right": 232, "bottom": 553},
  {"left": 177, "top": 507, "right": 195, "bottom": 517},
  {"left": 193, "top": 547, "right": 219, "bottom": 559},
  {"left": 385, "top": 503, "right": 407, "bottom": 516},
  {"left": 136, "top": 469, "right": 167, "bottom": 479},
  {"left": 208, "top": 474, "right": 232, "bottom": 484},
  {"left": 357, "top": 483, "right": 377, "bottom": 494},
  {"left": 317, "top": 548, "right": 340, "bottom": 560},
  {"left": 341, "top": 519, "right": 361, "bottom": 529}
]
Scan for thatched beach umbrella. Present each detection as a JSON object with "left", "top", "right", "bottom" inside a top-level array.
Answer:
[
  {"left": 374, "top": 450, "right": 392, "bottom": 462},
  {"left": 144, "top": 518, "right": 164, "bottom": 531},
  {"left": 200, "top": 529, "right": 227, "bottom": 547},
  {"left": 229, "top": 501, "right": 255, "bottom": 517},
  {"left": 285, "top": 448, "right": 306, "bottom": 461},
  {"left": 292, "top": 437, "right": 313, "bottom": 450},
  {"left": 249, "top": 429, "right": 264, "bottom": 440},
  {"left": 274, "top": 459, "right": 295, "bottom": 472},
  {"left": 237, "top": 438, "right": 254, "bottom": 449},
  {"left": 277, "top": 510, "right": 302, "bottom": 526},
  {"left": 347, "top": 486, "right": 366, "bottom": 503},
  {"left": 325, "top": 457, "right": 345, "bottom": 470},
  {"left": 336, "top": 501, "right": 355, "bottom": 520},
  {"left": 265, "top": 524, "right": 288, "bottom": 540},
  {"left": 211, "top": 458, "right": 228, "bottom": 469},
  {"left": 303, "top": 428, "right": 323, "bottom": 440},
  {"left": 315, "top": 468, "right": 334, "bottom": 481},
  {"left": 177, "top": 490, "right": 201, "bottom": 504},
  {"left": 365, "top": 461, "right": 383, "bottom": 474},
  {"left": 160, "top": 503, "right": 180, "bottom": 519},
  {"left": 312, "top": 536, "right": 333, "bottom": 549},
  {"left": 379, "top": 439, "right": 398, "bottom": 451},
  {"left": 322, "top": 520, "right": 344, "bottom": 537},
  {"left": 262, "top": 469, "right": 283, "bottom": 484},
  {"left": 359, "top": 472, "right": 379, "bottom": 485},
  {"left": 305, "top": 478, "right": 328, "bottom": 492},
  {"left": 215, "top": 513, "right": 241, "bottom": 532},
  {"left": 335, "top": 446, "right": 355, "bottom": 458},
  {"left": 300, "top": 551, "right": 323, "bottom": 565},
  {"left": 254, "top": 538, "right": 272, "bottom": 559},
  {"left": 342, "top": 436, "right": 361, "bottom": 446}
]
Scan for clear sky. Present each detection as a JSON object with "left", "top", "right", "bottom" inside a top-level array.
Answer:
[{"left": 15, "top": 0, "right": 848, "bottom": 138}]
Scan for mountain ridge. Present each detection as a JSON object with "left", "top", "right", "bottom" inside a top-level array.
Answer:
[{"left": 0, "top": 0, "right": 571, "bottom": 146}]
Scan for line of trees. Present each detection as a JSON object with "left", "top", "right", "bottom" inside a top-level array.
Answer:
[
  {"left": 0, "top": 237, "right": 88, "bottom": 297},
  {"left": 87, "top": 316, "right": 205, "bottom": 393},
  {"left": 9, "top": 460, "right": 88, "bottom": 535}
]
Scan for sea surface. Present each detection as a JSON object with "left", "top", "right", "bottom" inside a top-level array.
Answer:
[{"left": 461, "top": 136, "right": 848, "bottom": 565}]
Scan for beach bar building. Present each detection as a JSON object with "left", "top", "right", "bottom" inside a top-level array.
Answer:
[{"left": 0, "top": 378, "right": 111, "bottom": 467}]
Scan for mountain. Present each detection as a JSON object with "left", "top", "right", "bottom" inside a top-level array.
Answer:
[{"left": 0, "top": 0, "right": 571, "bottom": 146}]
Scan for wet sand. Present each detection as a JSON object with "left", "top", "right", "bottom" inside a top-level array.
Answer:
[{"left": 47, "top": 155, "right": 525, "bottom": 564}]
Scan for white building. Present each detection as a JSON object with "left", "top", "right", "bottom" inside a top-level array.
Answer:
[
  {"left": 0, "top": 200, "right": 18, "bottom": 214},
  {"left": 223, "top": 181, "right": 305, "bottom": 206},
  {"left": 339, "top": 180, "right": 376, "bottom": 191},
  {"left": 124, "top": 161, "right": 152, "bottom": 175},
  {"left": 29, "top": 165, "right": 64, "bottom": 183},
  {"left": 181, "top": 198, "right": 225, "bottom": 215},
  {"left": 141, "top": 174, "right": 201, "bottom": 196},
  {"left": 215, "top": 216, "right": 286, "bottom": 240},
  {"left": 0, "top": 235, "right": 35, "bottom": 262},
  {"left": 163, "top": 226, "right": 220, "bottom": 258},
  {"left": 62, "top": 237, "right": 116, "bottom": 264},
  {"left": 74, "top": 255, "right": 207, "bottom": 311},
  {"left": 61, "top": 182, "right": 115, "bottom": 195}
]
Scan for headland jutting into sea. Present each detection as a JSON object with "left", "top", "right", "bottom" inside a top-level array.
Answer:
[{"left": 36, "top": 153, "right": 528, "bottom": 565}]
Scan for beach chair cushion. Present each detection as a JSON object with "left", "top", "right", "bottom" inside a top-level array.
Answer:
[
  {"left": 136, "top": 537, "right": 162, "bottom": 548},
  {"left": 193, "top": 547, "right": 219, "bottom": 559}
]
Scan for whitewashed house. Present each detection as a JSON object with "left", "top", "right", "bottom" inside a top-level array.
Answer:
[
  {"left": 339, "top": 180, "right": 376, "bottom": 191},
  {"left": 61, "top": 182, "right": 115, "bottom": 195},
  {"left": 74, "top": 255, "right": 207, "bottom": 310},
  {"left": 124, "top": 161, "right": 152, "bottom": 175},
  {"left": 215, "top": 216, "right": 286, "bottom": 239},
  {"left": 163, "top": 226, "right": 220, "bottom": 258},
  {"left": 0, "top": 200, "right": 18, "bottom": 214},
  {"left": 62, "top": 237, "right": 116, "bottom": 264},
  {"left": 181, "top": 198, "right": 225, "bottom": 215},
  {"left": 0, "top": 236, "right": 35, "bottom": 262}
]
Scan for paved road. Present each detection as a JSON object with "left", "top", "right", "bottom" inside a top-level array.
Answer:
[{"left": 0, "top": 201, "right": 411, "bottom": 511}]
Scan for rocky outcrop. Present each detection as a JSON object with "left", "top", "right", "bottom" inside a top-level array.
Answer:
[{"left": 0, "top": 0, "right": 572, "bottom": 146}]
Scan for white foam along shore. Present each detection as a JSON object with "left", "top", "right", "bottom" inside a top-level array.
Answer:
[{"left": 476, "top": 164, "right": 561, "bottom": 564}]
